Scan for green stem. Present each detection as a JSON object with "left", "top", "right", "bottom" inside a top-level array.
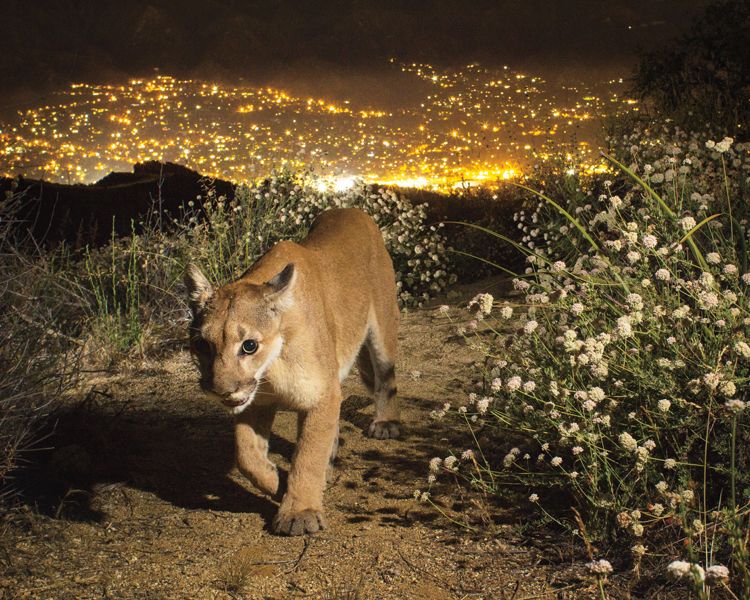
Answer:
[
  {"left": 598, "top": 577, "right": 607, "bottom": 600},
  {"left": 722, "top": 155, "right": 734, "bottom": 243},
  {"left": 729, "top": 416, "right": 750, "bottom": 510},
  {"left": 602, "top": 153, "right": 709, "bottom": 270},
  {"left": 729, "top": 215, "right": 747, "bottom": 276},
  {"left": 703, "top": 403, "right": 712, "bottom": 573}
]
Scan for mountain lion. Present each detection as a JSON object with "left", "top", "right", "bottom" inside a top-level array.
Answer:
[{"left": 184, "top": 208, "right": 400, "bottom": 535}]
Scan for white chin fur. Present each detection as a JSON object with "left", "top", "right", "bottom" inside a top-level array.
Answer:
[
  {"left": 202, "top": 389, "right": 254, "bottom": 414},
  {"left": 230, "top": 404, "right": 250, "bottom": 415},
  {"left": 228, "top": 390, "right": 256, "bottom": 415}
]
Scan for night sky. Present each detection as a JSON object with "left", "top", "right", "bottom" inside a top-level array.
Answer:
[
  {"left": 0, "top": 0, "right": 721, "bottom": 186},
  {"left": 2, "top": 0, "right": 711, "bottom": 102}
]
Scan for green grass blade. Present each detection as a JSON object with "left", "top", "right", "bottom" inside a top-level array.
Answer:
[
  {"left": 509, "top": 182, "right": 601, "bottom": 252},
  {"left": 678, "top": 213, "right": 723, "bottom": 245},
  {"left": 448, "top": 248, "right": 520, "bottom": 278},
  {"left": 730, "top": 216, "right": 748, "bottom": 275},
  {"left": 601, "top": 152, "right": 708, "bottom": 270}
]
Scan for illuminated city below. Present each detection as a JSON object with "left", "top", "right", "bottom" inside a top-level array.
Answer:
[{"left": 0, "top": 63, "right": 637, "bottom": 190}]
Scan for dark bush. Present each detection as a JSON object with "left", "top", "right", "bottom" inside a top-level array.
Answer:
[{"left": 632, "top": 0, "right": 750, "bottom": 138}]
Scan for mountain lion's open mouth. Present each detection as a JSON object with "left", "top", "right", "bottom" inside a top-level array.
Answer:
[
  {"left": 221, "top": 397, "right": 249, "bottom": 408},
  {"left": 220, "top": 380, "right": 257, "bottom": 409}
]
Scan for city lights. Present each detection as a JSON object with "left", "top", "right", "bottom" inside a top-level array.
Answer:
[{"left": 0, "top": 63, "right": 637, "bottom": 190}]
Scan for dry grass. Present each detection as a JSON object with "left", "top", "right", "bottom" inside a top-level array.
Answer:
[{"left": 217, "top": 547, "right": 277, "bottom": 594}]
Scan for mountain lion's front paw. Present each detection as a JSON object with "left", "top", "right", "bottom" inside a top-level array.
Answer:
[
  {"left": 272, "top": 508, "right": 326, "bottom": 536},
  {"left": 368, "top": 420, "right": 400, "bottom": 439},
  {"left": 237, "top": 460, "right": 280, "bottom": 498}
]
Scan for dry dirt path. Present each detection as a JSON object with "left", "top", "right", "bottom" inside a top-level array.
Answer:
[{"left": 2, "top": 279, "right": 600, "bottom": 599}]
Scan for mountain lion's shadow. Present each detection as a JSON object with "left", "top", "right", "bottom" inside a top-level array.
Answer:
[{"left": 15, "top": 395, "right": 293, "bottom": 525}]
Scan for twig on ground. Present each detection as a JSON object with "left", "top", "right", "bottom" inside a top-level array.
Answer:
[
  {"left": 284, "top": 537, "right": 311, "bottom": 574},
  {"left": 507, "top": 579, "right": 520, "bottom": 600}
]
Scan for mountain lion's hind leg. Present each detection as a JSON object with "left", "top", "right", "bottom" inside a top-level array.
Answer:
[
  {"left": 365, "top": 314, "right": 400, "bottom": 440},
  {"left": 235, "top": 404, "right": 280, "bottom": 498}
]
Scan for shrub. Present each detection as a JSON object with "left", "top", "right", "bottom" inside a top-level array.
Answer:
[
  {"left": 176, "top": 171, "right": 455, "bottom": 306},
  {"left": 632, "top": 0, "right": 750, "bottom": 138},
  {"left": 435, "top": 130, "right": 750, "bottom": 596},
  {"left": 0, "top": 187, "right": 81, "bottom": 501}
]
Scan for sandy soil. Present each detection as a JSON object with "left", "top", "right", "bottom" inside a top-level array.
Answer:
[{"left": 1, "top": 279, "right": 636, "bottom": 599}]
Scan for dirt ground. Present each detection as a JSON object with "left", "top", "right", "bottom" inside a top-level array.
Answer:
[{"left": 1, "top": 279, "right": 653, "bottom": 599}]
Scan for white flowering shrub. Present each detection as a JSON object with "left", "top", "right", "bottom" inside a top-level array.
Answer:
[
  {"left": 178, "top": 171, "right": 454, "bottom": 306},
  {"left": 517, "top": 126, "right": 750, "bottom": 268},
  {"left": 321, "top": 180, "right": 455, "bottom": 306},
  {"left": 433, "top": 129, "right": 750, "bottom": 596}
]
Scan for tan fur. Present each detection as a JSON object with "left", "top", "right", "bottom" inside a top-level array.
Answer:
[{"left": 184, "top": 208, "right": 400, "bottom": 536}]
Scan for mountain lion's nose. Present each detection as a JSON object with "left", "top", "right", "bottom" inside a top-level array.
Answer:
[{"left": 220, "top": 379, "right": 257, "bottom": 397}]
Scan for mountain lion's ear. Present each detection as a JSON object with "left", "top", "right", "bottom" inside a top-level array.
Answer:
[
  {"left": 265, "top": 263, "right": 295, "bottom": 310},
  {"left": 184, "top": 263, "right": 214, "bottom": 313}
]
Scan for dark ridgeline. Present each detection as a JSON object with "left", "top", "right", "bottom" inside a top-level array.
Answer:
[
  {"left": 1, "top": 162, "right": 235, "bottom": 247},
  {"left": 0, "top": 161, "right": 527, "bottom": 281}
]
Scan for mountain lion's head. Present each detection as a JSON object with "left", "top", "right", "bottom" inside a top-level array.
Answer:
[{"left": 183, "top": 263, "right": 295, "bottom": 414}]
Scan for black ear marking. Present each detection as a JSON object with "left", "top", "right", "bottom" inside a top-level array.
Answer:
[
  {"left": 264, "top": 263, "right": 296, "bottom": 311},
  {"left": 267, "top": 263, "right": 295, "bottom": 293}
]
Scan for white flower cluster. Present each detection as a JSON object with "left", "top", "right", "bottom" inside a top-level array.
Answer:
[
  {"left": 586, "top": 559, "right": 613, "bottom": 575},
  {"left": 666, "top": 560, "right": 728, "bottom": 585},
  {"left": 705, "top": 137, "right": 734, "bottom": 153},
  {"left": 667, "top": 560, "right": 704, "bottom": 581},
  {"left": 425, "top": 451, "right": 466, "bottom": 484},
  {"left": 468, "top": 293, "right": 494, "bottom": 318},
  {"left": 219, "top": 173, "right": 455, "bottom": 306}
]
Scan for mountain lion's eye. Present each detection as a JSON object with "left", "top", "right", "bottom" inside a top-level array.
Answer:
[{"left": 241, "top": 339, "right": 258, "bottom": 355}]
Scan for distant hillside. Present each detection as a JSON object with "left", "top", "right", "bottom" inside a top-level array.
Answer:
[
  {"left": 2, "top": 159, "right": 526, "bottom": 287},
  {"left": 1, "top": 162, "right": 235, "bottom": 246}
]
